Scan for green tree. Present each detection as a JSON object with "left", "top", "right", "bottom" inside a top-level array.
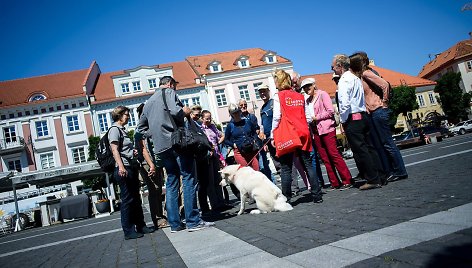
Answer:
[
  {"left": 434, "top": 72, "right": 472, "bottom": 122},
  {"left": 82, "top": 135, "right": 107, "bottom": 196},
  {"left": 389, "top": 85, "right": 419, "bottom": 131}
]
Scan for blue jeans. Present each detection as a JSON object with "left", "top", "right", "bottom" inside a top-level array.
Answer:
[
  {"left": 279, "top": 150, "right": 322, "bottom": 201},
  {"left": 114, "top": 166, "right": 145, "bottom": 236},
  {"left": 259, "top": 151, "right": 276, "bottom": 183},
  {"left": 370, "top": 108, "right": 408, "bottom": 177},
  {"left": 310, "top": 145, "right": 324, "bottom": 186},
  {"left": 158, "top": 149, "right": 201, "bottom": 230}
]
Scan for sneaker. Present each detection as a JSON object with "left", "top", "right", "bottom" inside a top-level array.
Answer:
[
  {"left": 125, "top": 232, "right": 144, "bottom": 240},
  {"left": 137, "top": 226, "right": 155, "bottom": 234},
  {"left": 339, "top": 184, "right": 353, "bottom": 191},
  {"left": 327, "top": 186, "right": 339, "bottom": 192},
  {"left": 359, "top": 183, "right": 382, "bottom": 190},
  {"left": 187, "top": 221, "right": 215, "bottom": 232},
  {"left": 170, "top": 225, "right": 186, "bottom": 233},
  {"left": 313, "top": 196, "right": 323, "bottom": 203}
]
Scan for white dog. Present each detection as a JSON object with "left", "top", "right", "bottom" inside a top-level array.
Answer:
[{"left": 220, "top": 164, "right": 293, "bottom": 215}]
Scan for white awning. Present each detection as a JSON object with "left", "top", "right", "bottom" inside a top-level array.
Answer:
[{"left": 11, "top": 161, "right": 104, "bottom": 186}]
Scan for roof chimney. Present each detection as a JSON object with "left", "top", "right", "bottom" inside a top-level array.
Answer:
[{"left": 369, "top": 59, "right": 375, "bottom": 66}]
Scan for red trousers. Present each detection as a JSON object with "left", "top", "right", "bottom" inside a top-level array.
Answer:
[
  {"left": 312, "top": 130, "right": 351, "bottom": 187},
  {"left": 233, "top": 148, "right": 259, "bottom": 171}
]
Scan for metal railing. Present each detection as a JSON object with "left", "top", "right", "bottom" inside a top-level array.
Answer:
[{"left": 0, "top": 137, "right": 26, "bottom": 152}]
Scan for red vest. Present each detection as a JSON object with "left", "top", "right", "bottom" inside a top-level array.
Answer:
[{"left": 278, "top": 90, "right": 312, "bottom": 152}]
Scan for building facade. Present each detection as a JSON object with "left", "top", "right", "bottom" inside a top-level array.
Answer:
[{"left": 418, "top": 36, "right": 472, "bottom": 119}]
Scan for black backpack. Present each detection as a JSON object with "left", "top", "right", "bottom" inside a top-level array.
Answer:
[{"left": 96, "top": 126, "right": 123, "bottom": 173}]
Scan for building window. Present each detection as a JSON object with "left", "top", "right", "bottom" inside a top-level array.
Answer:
[
  {"left": 238, "top": 59, "right": 249, "bottom": 68},
  {"left": 98, "top": 113, "right": 109, "bottom": 133},
  {"left": 253, "top": 82, "right": 262, "bottom": 100},
  {"left": 25, "top": 111, "right": 31, "bottom": 116},
  {"left": 67, "top": 115, "right": 80, "bottom": 132},
  {"left": 238, "top": 85, "right": 250, "bottom": 101},
  {"left": 466, "top": 60, "right": 472, "bottom": 72},
  {"left": 29, "top": 94, "right": 46, "bottom": 102},
  {"left": 40, "top": 153, "right": 55, "bottom": 169},
  {"left": 72, "top": 103, "right": 77, "bottom": 108},
  {"left": 428, "top": 92, "right": 436, "bottom": 105},
  {"left": 181, "top": 98, "right": 189, "bottom": 107},
  {"left": 132, "top": 81, "right": 141, "bottom": 92},
  {"left": 417, "top": 94, "right": 425, "bottom": 107},
  {"left": 266, "top": 55, "right": 276, "bottom": 63},
  {"left": 8, "top": 159, "right": 21, "bottom": 172},
  {"left": 210, "top": 63, "right": 222, "bottom": 73},
  {"left": 35, "top": 120, "right": 49, "bottom": 137},
  {"left": 3, "top": 126, "right": 17, "bottom": 142},
  {"left": 191, "top": 97, "right": 200, "bottom": 105},
  {"left": 72, "top": 147, "right": 86, "bottom": 164},
  {"left": 121, "top": 83, "right": 130, "bottom": 94},
  {"left": 148, "top": 78, "right": 157, "bottom": 89},
  {"left": 215, "top": 89, "right": 227, "bottom": 107},
  {"left": 49, "top": 107, "right": 54, "bottom": 112},
  {"left": 127, "top": 109, "right": 136, "bottom": 127}
]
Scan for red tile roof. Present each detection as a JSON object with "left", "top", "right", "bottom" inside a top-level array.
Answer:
[
  {"left": 0, "top": 69, "right": 89, "bottom": 109},
  {"left": 418, "top": 39, "right": 472, "bottom": 78},
  {"left": 301, "top": 66, "right": 436, "bottom": 98},
  {"left": 92, "top": 61, "right": 202, "bottom": 104},
  {"left": 186, "top": 48, "right": 291, "bottom": 76}
]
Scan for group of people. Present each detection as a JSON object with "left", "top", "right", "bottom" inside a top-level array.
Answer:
[{"left": 106, "top": 51, "right": 409, "bottom": 240}]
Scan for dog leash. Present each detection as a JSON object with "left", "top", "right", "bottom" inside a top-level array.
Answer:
[{"left": 246, "top": 139, "right": 272, "bottom": 167}]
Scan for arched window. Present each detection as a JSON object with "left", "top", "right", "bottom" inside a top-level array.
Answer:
[{"left": 29, "top": 94, "right": 46, "bottom": 102}]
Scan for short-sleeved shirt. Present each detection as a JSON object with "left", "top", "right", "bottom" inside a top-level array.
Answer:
[{"left": 108, "top": 123, "right": 134, "bottom": 166}]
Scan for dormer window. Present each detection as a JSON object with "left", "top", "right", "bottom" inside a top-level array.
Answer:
[
  {"left": 29, "top": 94, "right": 46, "bottom": 102},
  {"left": 208, "top": 61, "right": 222, "bottom": 73},
  {"left": 236, "top": 56, "right": 250, "bottom": 68},
  {"left": 263, "top": 51, "right": 278, "bottom": 64}
]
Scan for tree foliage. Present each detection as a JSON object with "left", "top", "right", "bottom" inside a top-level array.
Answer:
[
  {"left": 434, "top": 72, "right": 472, "bottom": 122},
  {"left": 82, "top": 135, "right": 106, "bottom": 195},
  {"left": 388, "top": 85, "right": 419, "bottom": 131},
  {"left": 389, "top": 85, "right": 419, "bottom": 117}
]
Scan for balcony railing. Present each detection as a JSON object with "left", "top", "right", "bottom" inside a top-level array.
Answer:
[{"left": 0, "top": 137, "right": 26, "bottom": 155}]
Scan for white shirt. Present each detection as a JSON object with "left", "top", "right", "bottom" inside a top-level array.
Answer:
[{"left": 337, "top": 70, "right": 366, "bottom": 123}]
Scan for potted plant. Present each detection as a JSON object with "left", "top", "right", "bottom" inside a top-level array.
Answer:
[{"left": 94, "top": 198, "right": 110, "bottom": 213}]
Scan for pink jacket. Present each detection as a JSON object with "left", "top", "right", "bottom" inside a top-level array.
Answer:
[{"left": 307, "top": 89, "right": 335, "bottom": 135}]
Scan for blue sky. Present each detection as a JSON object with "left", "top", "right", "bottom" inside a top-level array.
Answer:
[{"left": 0, "top": 0, "right": 470, "bottom": 81}]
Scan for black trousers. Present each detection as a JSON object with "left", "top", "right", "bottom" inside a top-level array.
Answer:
[{"left": 343, "top": 113, "right": 384, "bottom": 184}]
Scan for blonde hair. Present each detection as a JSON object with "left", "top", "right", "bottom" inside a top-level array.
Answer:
[{"left": 273, "top": 69, "right": 292, "bottom": 91}]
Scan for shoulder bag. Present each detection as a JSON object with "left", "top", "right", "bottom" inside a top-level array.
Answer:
[{"left": 161, "top": 89, "right": 212, "bottom": 157}]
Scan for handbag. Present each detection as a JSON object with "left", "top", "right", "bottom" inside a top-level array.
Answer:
[
  {"left": 273, "top": 100, "right": 302, "bottom": 157},
  {"left": 161, "top": 89, "right": 212, "bottom": 157},
  {"left": 241, "top": 137, "right": 259, "bottom": 154}
]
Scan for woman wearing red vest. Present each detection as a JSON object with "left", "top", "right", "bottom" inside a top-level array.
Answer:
[{"left": 271, "top": 70, "right": 323, "bottom": 203}]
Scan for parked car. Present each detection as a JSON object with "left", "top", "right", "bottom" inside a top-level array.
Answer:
[
  {"left": 393, "top": 126, "right": 448, "bottom": 149},
  {"left": 449, "top": 120, "right": 472, "bottom": 135}
]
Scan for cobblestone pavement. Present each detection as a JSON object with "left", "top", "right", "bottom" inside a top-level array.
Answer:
[{"left": 0, "top": 134, "right": 471, "bottom": 267}]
